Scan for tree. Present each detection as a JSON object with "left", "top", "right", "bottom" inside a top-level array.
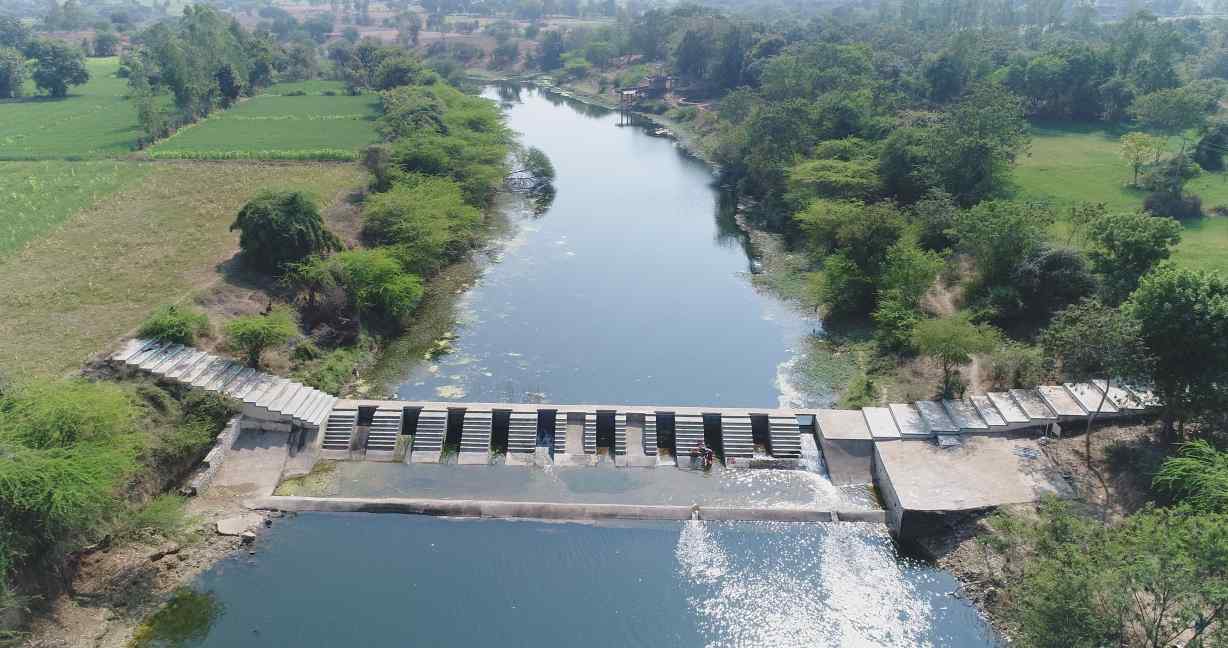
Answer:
[
  {"left": 955, "top": 200, "right": 1053, "bottom": 288},
  {"left": 1153, "top": 440, "right": 1228, "bottom": 514},
  {"left": 31, "top": 40, "right": 89, "bottom": 98},
  {"left": 1125, "top": 264, "right": 1228, "bottom": 438},
  {"left": 1041, "top": 300, "right": 1145, "bottom": 464},
  {"left": 230, "top": 191, "right": 341, "bottom": 272},
  {"left": 374, "top": 54, "right": 424, "bottom": 90},
  {"left": 1119, "top": 132, "right": 1166, "bottom": 187},
  {"left": 93, "top": 31, "right": 120, "bottom": 57},
  {"left": 926, "top": 82, "right": 1030, "bottom": 205},
  {"left": 538, "top": 30, "right": 564, "bottom": 71},
  {"left": 225, "top": 307, "right": 298, "bottom": 368},
  {"left": 912, "top": 314, "right": 999, "bottom": 398},
  {"left": 0, "top": 16, "right": 29, "bottom": 50},
  {"left": 1085, "top": 210, "right": 1182, "bottom": 303},
  {"left": 0, "top": 47, "right": 25, "bottom": 99},
  {"left": 1130, "top": 85, "right": 1219, "bottom": 138},
  {"left": 214, "top": 64, "right": 241, "bottom": 107}
]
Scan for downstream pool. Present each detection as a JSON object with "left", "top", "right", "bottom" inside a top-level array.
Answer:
[{"left": 175, "top": 86, "right": 998, "bottom": 646}]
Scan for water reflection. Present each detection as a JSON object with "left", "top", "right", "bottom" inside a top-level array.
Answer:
[{"left": 183, "top": 515, "right": 996, "bottom": 647}]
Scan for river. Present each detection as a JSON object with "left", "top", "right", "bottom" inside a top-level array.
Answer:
[{"left": 169, "top": 86, "right": 998, "bottom": 647}]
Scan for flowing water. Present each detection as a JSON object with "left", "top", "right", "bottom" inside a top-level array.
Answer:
[{"left": 175, "top": 86, "right": 999, "bottom": 646}]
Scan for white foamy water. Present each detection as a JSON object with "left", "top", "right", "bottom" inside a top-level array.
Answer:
[{"left": 676, "top": 521, "right": 957, "bottom": 648}]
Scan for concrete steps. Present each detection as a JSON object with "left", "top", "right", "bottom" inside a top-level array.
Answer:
[
  {"left": 613, "top": 413, "right": 627, "bottom": 456},
  {"left": 642, "top": 414, "right": 659, "bottom": 457},
  {"left": 767, "top": 415, "right": 802, "bottom": 459},
  {"left": 553, "top": 412, "right": 569, "bottom": 455},
  {"left": 366, "top": 407, "right": 402, "bottom": 452},
  {"left": 507, "top": 411, "right": 537, "bottom": 455},
  {"left": 581, "top": 414, "right": 597, "bottom": 454},
  {"left": 411, "top": 409, "right": 447, "bottom": 463},
  {"left": 459, "top": 409, "right": 492, "bottom": 463},
  {"left": 720, "top": 415, "right": 754, "bottom": 464},
  {"left": 674, "top": 414, "right": 705, "bottom": 458},
  {"left": 112, "top": 338, "right": 333, "bottom": 429},
  {"left": 322, "top": 407, "right": 358, "bottom": 451}
]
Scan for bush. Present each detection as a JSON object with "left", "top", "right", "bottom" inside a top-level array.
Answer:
[
  {"left": 1143, "top": 191, "right": 1203, "bottom": 220},
  {"left": 113, "top": 494, "right": 192, "bottom": 540},
  {"left": 180, "top": 391, "right": 237, "bottom": 429},
  {"left": 224, "top": 307, "right": 298, "bottom": 368},
  {"left": 230, "top": 191, "right": 341, "bottom": 272},
  {"left": 363, "top": 175, "right": 482, "bottom": 274},
  {"left": 294, "top": 346, "right": 365, "bottom": 395},
  {"left": 1153, "top": 440, "right": 1228, "bottom": 513},
  {"left": 137, "top": 305, "right": 209, "bottom": 345},
  {"left": 0, "top": 379, "right": 138, "bottom": 449},
  {"left": 987, "top": 342, "right": 1050, "bottom": 389}
]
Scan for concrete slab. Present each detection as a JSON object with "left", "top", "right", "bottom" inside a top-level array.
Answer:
[
  {"left": 987, "top": 392, "right": 1029, "bottom": 424},
  {"left": 816, "top": 409, "right": 871, "bottom": 441},
  {"left": 875, "top": 435, "right": 1072, "bottom": 513},
  {"left": 1009, "top": 389, "right": 1057, "bottom": 420},
  {"left": 888, "top": 403, "right": 929, "bottom": 437},
  {"left": 818, "top": 437, "right": 874, "bottom": 486},
  {"left": 1038, "top": 385, "right": 1086, "bottom": 417},
  {"left": 969, "top": 394, "right": 1007, "bottom": 427},
  {"left": 915, "top": 400, "right": 959, "bottom": 434},
  {"left": 1124, "top": 384, "right": 1160, "bottom": 408},
  {"left": 1064, "top": 382, "right": 1118, "bottom": 415},
  {"left": 862, "top": 407, "right": 900, "bottom": 439},
  {"left": 943, "top": 399, "right": 988, "bottom": 431},
  {"left": 1093, "top": 380, "right": 1146, "bottom": 411}
]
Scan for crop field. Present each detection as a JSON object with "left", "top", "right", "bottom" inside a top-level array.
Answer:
[
  {"left": 0, "top": 57, "right": 144, "bottom": 160},
  {"left": 264, "top": 79, "right": 350, "bottom": 95},
  {"left": 0, "top": 161, "right": 365, "bottom": 377},
  {"left": 1012, "top": 122, "right": 1228, "bottom": 273},
  {"left": 150, "top": 93, "right": 381, "bottom": 160},
  {"left": 0, "top": 161, "right": 150, "bottom": 258}
]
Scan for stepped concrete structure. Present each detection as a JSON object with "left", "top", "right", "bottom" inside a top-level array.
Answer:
[{"left": 114, "top": 338, "right": 1159, "bottom": 539}]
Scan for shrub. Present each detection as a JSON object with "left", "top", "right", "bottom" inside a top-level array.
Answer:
[
  {"left": 295, "top": 250, "right": 424, "bottom": 322},
  {"left": 224, "top": 307, "right": 298, "bottom": 368},
  {"left": 363, "top": 175, "right": 482, "bottom": 274},
  {"left": 113, "top": 494, "right": 192, "bottom": 540},
  {"left": 137, "top": 305, "right": 209, "bottom": 345},
  {"left": 0, "top": 379, "right": 137, "bottom": 449},
  {"left": 1143, "top": 190, "right": 1203, "bottom": 220},
  {"left": 1154, "top": 440, "right": 1228, "bottom": 513},
  {"left": 295, "top": 347, "right": 364, "bottom": 394},
  {"left": 180, "top": 391, "right": 237, "bottom": 429},
  {"left": 230, "top": 191, "right": 341, "bottom": 272},
  {"left": 987, "top": 342, "right": 1050, "bottom": 389}
]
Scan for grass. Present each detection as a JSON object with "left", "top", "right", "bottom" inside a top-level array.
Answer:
[
  {"left": 0, "top": 161, "right": 150, "bottom": 258},
  {"left": 0, "top": 57, "right": 144, "bottom": 160},
  {"left": 151, "top": 94, "right": 381, "bottom": 158},
  {"left": 1012, "top": 121, "right": 1228, "bottom": 273},
  {"left": 264, "top": 79, "right": 350, "bottom": 95},
  {"left": 0, "top": 161, "right": 365, "bottom": 378}
]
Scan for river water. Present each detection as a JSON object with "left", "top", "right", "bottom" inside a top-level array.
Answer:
[{"left": 173, "top": 86, "right": 998, "bottom": 646}]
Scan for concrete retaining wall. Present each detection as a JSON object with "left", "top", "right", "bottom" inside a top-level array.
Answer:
[
  {"left": 817, "top": 437, "right": 874, "bottom": 486},
  {"left": 247, "top": 496, "right": 887, "bottom": 524}
]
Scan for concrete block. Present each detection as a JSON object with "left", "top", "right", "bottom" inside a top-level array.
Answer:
[
  {"left": 888, "top": 403, "right": 929, "bottom": 437},
  {"left": 1038, "top": 385, "right": 1086, "bottom": 417},
  {"left": 816, "top": 409, "right": 872, "bottom": 440},
  {"left": 863, "top": 407, "right": 900, "bottom": 439},
  {"left": 915, "top": 400, "right": 958, "bottom": 434}
]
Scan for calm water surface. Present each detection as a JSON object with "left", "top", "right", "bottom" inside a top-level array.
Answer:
[{"left": 181, "top": 87, "right": 998, "bottom": 647}]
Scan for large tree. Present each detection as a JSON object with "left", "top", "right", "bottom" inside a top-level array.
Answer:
[
  {"left": 0, "top": 47, "right": 24, "bottom": 99},
  {"left": 926, "top": 82, "right": 1030, "bottom": 205},
  {"left": 230, "top": 191, "right": 341, "bottom": 272},
  {"left": 1125, "top": 264, "right": 1228, "bottom": 437},
  {"left": 31, "top": 41, "right": 89, "bottom": 98},
  {"left": 1086, "top": 210, "right": 1182, "bottom": 303}
]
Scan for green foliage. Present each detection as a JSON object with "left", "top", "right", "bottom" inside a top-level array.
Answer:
[
  {"left": 995, "top": 500, "right": 1228, "bottom": 648},
  {"left": 955, "top": 200, "right": 1054, "bottom": 288},
  {"left": 230, "top": 191, "right": 341, "bottom": 272},
  {"left": 0, "top": 379, "right": 137, "bottom": 450},
  {"left": 796, "top": 199, "right": 907, "bottom": 318},
  {"left": 0, "top": 46, "right": 24, "bottom": 99},
  {"left": 912, "top": 314, "right": 999, "bottom": 398},
  {"left": 1085, "top": 210, "right": 1182, "bottom": 303},
  {"left": 786, "top": 157, "right": 880, "bottom": 204},
  {"left": 113, "top": 494, "right": 191, "bottom": 540},
  {"left": 1154, "top": 440, "right": 1228, "bottom": 514},
  {"left": 137, "top": 304, "right": 209, "bottom": 346},
  {"left": 362, "top": 175, "right": 482, "bottom": 275},
  {"left": 294, "top": 346, "right": 366, "bottom": 395},
  {"left": 306, "top": 250, "right": 424, "bottom": 321},
  {"left": 925, "top": 82, "right": 1030, "bottom": 205},
  {"left": 30, "top": 40, "right": 89, "bottom": 98},
  {"left": 1130, "top": 84, "right": 1222, "bottom": 136},
  {"left": 987, "top": 342, "right": 1050, "bottom": 390},
  {"left": 224, "top": 307, "right": 298, "bottom": 368},
  {"left": 1125, "top": 264, "right": 1228, "bottom": 433}
]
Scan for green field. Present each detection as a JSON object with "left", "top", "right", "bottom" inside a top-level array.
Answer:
[
  {"left": 0, "top": 57, "right": 143, "bottom": 160},
  {"left": 0, "top": 161, "right": 150, "bottom": 258},
  {"left": 150, "top": 93, "right": 381, "bottom": 159},
  {"left": 1013, "top": 122, "right": 1228, "bottom": 273},
  {"left": 264, "top": 79, "right": 350, "bottom": 95}
]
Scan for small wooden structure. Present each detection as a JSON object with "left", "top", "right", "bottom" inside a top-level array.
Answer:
[{"left": 618, "top": 75, "right": 673, "bottom": 108}]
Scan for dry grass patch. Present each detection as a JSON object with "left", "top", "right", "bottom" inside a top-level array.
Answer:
[{"left": 0, "top": 161, "right": 365, "bottom": 378}]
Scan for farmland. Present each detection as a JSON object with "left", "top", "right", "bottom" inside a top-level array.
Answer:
[
  {"left": 0, "top": 57, "right": 144, "bottom": 160},
  {"left": 0, "top": 161, "right": 364, "bottom": 377},
  {"left": 0, "top": 161, "right": 149, "bottom": 258},
  {"left": 150, "top": 93, "right": 381, "bottom": 160},
  {"left": 1012, "top": 122, "right": 1228, "bottom": 273}
]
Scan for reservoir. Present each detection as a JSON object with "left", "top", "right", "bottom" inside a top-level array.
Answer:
[{"left": 177, "top": 86, "right": 998, "bottom": 646}]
